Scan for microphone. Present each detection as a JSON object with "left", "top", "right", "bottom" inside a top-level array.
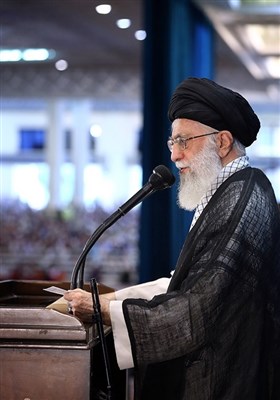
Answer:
[
  {"left": 113, "top": 164, "right": 175, "bottom": 216},
  {"left": 70, "top": 165, "right": 175, "bottom": 289}
]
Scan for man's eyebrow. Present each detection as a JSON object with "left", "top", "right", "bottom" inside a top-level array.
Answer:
[{"left": 170, "top": 133, "right": 189, "bottom": 139}]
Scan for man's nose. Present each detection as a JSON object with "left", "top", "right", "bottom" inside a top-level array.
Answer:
[{"left": 170, "top": 145, "right": 184, "bottom": 162}]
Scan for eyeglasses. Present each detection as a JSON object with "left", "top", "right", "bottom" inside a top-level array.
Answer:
[{"left": 167, "top": 131, "right": 219, "bottom": 152}]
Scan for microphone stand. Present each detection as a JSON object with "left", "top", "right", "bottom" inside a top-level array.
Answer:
[
  {"left": 70, "top": 183, "right": 155, "bottom": 289},
  {"left": 70, "top": 164, "right": 175, "bottom": 290},
  {"left": 90, "top": 277, "right": 112, "bottom": 400}
]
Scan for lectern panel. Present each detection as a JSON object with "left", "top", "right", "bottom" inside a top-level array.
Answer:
[{"left": 1, "top": 347, "right": 91, "bottom": 400}]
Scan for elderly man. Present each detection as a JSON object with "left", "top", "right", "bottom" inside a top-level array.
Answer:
[{"left": 64, "top": 78, "right": 280, "bottom": 400}]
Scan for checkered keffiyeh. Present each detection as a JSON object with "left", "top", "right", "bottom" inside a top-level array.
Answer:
[{"left": 190, "top": 156, "right": 250, "bottom": 230}]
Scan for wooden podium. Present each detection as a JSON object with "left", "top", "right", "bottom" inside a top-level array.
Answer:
[{"left": 0, "top": 280, "right": 126, "bottom": 400}]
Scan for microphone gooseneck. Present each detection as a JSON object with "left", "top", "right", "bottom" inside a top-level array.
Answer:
[{"left": 70, "top": 165, "right": 175, "bottom": 289}]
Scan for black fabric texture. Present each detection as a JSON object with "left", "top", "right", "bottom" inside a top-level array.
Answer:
[
  {"left": 122, "top": 168, "right": 280, "bottom": 400},
  {"left": 167, "top": 77, "right": 260, "bottom": 147}
]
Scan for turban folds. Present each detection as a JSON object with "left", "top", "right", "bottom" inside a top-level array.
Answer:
[{"left": 168, "top": 77, "right": 260, "bottom": 147}]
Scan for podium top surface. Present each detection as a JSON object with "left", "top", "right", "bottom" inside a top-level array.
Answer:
[{"left": 0, "top": 280, "right": 111, "bottom": 347}]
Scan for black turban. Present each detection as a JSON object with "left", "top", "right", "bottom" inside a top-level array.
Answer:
[{"left": 168, "top": 77, "right": 260, "bottom": 147}]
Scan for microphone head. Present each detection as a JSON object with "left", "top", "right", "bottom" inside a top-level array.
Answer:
[{"left": 149, "top": 165, "right": 175, "bottom": 190}]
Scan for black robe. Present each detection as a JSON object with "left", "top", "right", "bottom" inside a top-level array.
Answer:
[{"left": 123, "top": 168, "right": 280, "bottom": 400}]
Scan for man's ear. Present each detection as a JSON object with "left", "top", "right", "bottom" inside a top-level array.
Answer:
[{"left": 217, "top": 130, "right": 234, "bottom": 158}]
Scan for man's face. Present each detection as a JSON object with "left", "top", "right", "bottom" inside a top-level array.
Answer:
[{"left": 170, "top": 119, "right": 223, "bottom": 210}]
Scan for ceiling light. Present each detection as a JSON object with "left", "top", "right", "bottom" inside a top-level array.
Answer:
[
  {"left": 265, "top": 56, "right": 280, "bottom": 79},
  {"left": 0, "top": 48, "right": 55, "bottom": 62},
  {"left": 22, "top": 48, "right": 50, "bottom": 61},
  {"left": 55, "top": 59, "right": 68, "bottom": 71},
  {"left": 135, "top": 30, "right": 146, "bottom": 41},
  {"left": 116, "top": 19, "right": 131, "bottom": 29},
  {"left": 228, "top": 0, "right": 241, "bottom": 9},
  {"left": 0, "top": 49, "right": 21, "bottom": 62},
  {"left": 95, "top": 4, "right": 112, "bottom": 15},
  {"left": 245, "top": 24, "right": 280, "bottom": 55}
]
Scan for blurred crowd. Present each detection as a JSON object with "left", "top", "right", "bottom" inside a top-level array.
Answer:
[{"left": 0, "top": 201, "right": 139, "bottom": 285}]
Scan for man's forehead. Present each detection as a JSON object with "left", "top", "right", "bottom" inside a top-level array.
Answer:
[{"left": 172, "top": 118, "right": 216, "bottom": 133}]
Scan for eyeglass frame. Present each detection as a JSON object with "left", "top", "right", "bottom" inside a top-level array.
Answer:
[{"left": 167, "top": 131, "right": 219, "bottom": 152}]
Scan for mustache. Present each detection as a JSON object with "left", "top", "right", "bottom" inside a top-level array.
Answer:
[{"left": 175, "top": 162, "right": 190, "bottom": 170}]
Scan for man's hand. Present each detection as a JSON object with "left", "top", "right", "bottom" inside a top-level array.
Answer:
[{"left": 64, "top": 288, "right": 115, "bottom": 325}]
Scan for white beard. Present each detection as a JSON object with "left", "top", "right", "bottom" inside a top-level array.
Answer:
[{"left": 177, "top": 140, "right": 223, "bottom": 211}]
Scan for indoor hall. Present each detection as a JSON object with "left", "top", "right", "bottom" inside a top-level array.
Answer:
[{"left": 1, "top": 1, "right": 280, "bottom": 399}]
